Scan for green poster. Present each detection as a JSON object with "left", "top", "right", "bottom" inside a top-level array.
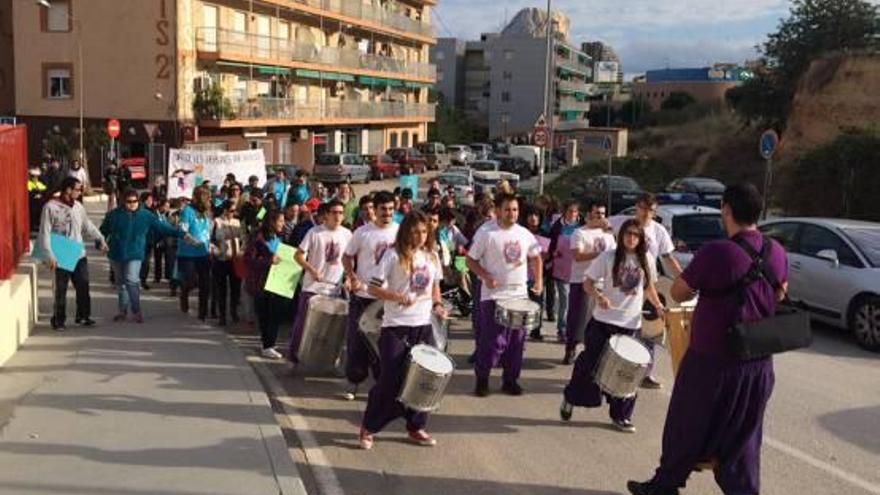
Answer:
[{"left": 264, "top": 243, "right": 303, "bottom": 299}]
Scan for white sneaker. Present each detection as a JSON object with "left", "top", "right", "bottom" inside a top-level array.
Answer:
[
  {"left": 261, "top": 348, "right": 283, "bottom": 360},
  {"left": 342, "top": 384, "right": 359, "bottom": 401}
]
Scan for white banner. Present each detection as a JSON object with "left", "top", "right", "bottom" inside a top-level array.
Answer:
[{"left": 167, "top": 148, "right": 267, "bottom": 199}]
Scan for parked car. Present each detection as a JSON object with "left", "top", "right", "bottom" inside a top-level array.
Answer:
[
  {"left": 576, "top": 175, "right": 645, "bottom": 214},
  {"left": 444, "top": 166, "right": 474, "bottom": 182},
  {"left": 416, "top": 142, "right": 449, "bottom": 170},
  {"left": 312, "top": 153, "right": 371, "bottom": 184},
  {"left": 618, "top": 204, "right": 725, "bottom": 270},
  {"left": 386, "top": 147, "right": 427, "bottom": 174},
  {"left": 470, "top": 159, "right": 500, "bottom": 172},
  {"left": 510, "top": 145, "right": 542, "bottom": 174},
  {"left": 473, "top": 170, "right": 520, "bottom": 195},
  {"left": 665, "top": 177, "right": 726, "bottom": 207},
  {"left": 494, "top": 154, "right": 533, "bottom": 180},
  {"left": 447, "top": 144, "right": 475, "bottom": 166},
  {"left": 438, "top": 172, "right": 475, "bottom": 206},
  {"left": 469, "top": 143, "right": 493, "bottom": 161},
  {"left": 758, "top": 218, "right": 880, "bottom": 351},
  {"left": 362, "top": 154, "right": 400, "bottom": 180}
]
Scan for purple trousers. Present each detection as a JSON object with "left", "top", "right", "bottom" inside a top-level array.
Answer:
[
  {"left": 475, "top": 300, "right": 527, "bottom": 383},
  {"left": 362, "top": 325, "right": 433, "bottom": 434},
  {"left": 287, "top": 291, "right": 316, "bottom": 363},
  {"left": 346, "top": 295, "right": 380, "bottom": 385},
  {"left": 565, "top": 283, "right": 588, "bottom": 352},
  {"left": 563, "top": 319, "right": 637, "bottom": 422},
  {"left": 651, "top": 351, "right": 775, "bottom": 494},
  {"left": 471, "top": 277, "right": 482, "bottom": 343}
]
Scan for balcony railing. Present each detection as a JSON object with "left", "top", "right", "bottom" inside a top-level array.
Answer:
[
  {"left": 291, "top": 0, "right": 435, "bottom": 38},
  {"left": 219, "top": 98, "right": 435, "bottom": 122},
  {"left": 556, "top": 79, "right": 589, "bottom": 94},
  {"left": 555, "top": 118, "right": 590, "bottom": 131},
  {"left": 198, "top": 28, "right": 436, "bottom": 81},
  {"left": 556, "top": 55, "right": 592, "bottom": 78},
  {"left": 558, "top": 97, "right": 591, "bottom": 112}
]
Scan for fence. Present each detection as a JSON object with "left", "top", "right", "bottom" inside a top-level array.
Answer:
[{"left": 0, "top": 126, "right": 31, "bottom": 280}]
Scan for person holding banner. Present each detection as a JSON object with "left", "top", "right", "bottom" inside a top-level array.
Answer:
[
  {"left": 39, "top": 177, "right": 108, "bottom": 330},
  {"left": 244, "top": 210, "right": 288, "bottom": 360},
  {"left": 288, "top": 200, "right": 352, "bottom": 365}
]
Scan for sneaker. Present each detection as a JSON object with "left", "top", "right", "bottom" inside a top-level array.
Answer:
[
  {"left": 562, "top": 348, "right": 574, "bottom": 365},
  {"left": 501, "top": 381, "right": 524, "bottom": 396},
  {"left": 474, "top": 377, "right": 489, "bottom": 397},
  {"left": 261, "top": 348, "right": 283, "bottom": 360},
  {"left": 612, "top": 418, "right": 637, "bottom": 433},
  {"left": 50, "top": 317, "right": 65, "bottom": 331},
  {"left": 76, "top": 318, "right": 96, "bottom": 327},
  {"left": 640, "top": 376, "right": 663, "bottom": 390},
  {"left": 343, "top": 384, "right": 359, "bottom": 401},
  {"left": 113, "top": 313, "right": 127, "bottom": 322},
  {"left": 359, "top": 427, "right": 374, "bottom": 450},
  {"left": 132, "top": 313, "right": 144, "bottom": 324},
  {"left": 559, "top": 399, "right": 573, "bottom": 421},
  {"left": 529, "top": 330, "right": 544, "bottom": 341},
  {"left": 626, "top": 480, "right": 680, "bottom": 495},
  {"left": 407, "top": 429, "right": 437, "bottom": 447}
]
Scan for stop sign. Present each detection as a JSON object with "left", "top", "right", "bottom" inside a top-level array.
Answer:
[{"left": 107, "top": 119, "right": 121, "bottom": 139}]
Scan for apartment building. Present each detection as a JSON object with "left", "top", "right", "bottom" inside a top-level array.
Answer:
[
  {"left": 11, "top": 0, "right": 437, "bottom": 179},
  {"left": 432, "top": 8, "right": 592, "bottom": 141}
]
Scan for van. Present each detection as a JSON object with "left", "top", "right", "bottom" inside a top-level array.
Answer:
[
  {"left": 416, "top": 142, "right": 449, "bottom": 170},
  {"left": 510, "top": 145, "right": 542, "bottom": 174}
]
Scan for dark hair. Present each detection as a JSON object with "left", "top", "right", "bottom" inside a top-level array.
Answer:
[
  {"left": 325, "top": 199, "right": 345, "bottom": 211},
  {"left": 259, "top": 210, "right": 284, "bottom": 240},
  {"left": 139, "top": 191, "right": 153, "bottom": 203},
  {"left": 427, "top": 188, "right": 441, "bottom": 198},
  {"left": 226, "top": 173, "right": 236, "bottom": 181},
  {"left": 358, "top": 195, "right": 373, "bottom": 207},
  {"left": 373, "top": 190, "right": 395, "bottom": 207},
  {"left": 636, "top": 192, "right": 658, "bottom": 207},
  {"left": 60, "top": 176, "right": 80, "bottom": 192},
  {"left": 423, "top": 206, "right": 440, "bottom": 217},
  {"left": 219, "top": 199, "right": 237, "bottom": 214},
  {"left": 248, "top": 175, "right": 259, "bottom": 183},
  {"left": 123, "top": 188, "right": 139, "bottom": 200},
  {"left": 584, "top": 197, "right": 605, "bottom": 212},
  {"left": 722, "top": 182, "right": 762, "bottom": 225},
  {"left": 317, "top": 202, "right": 331, "bottom": 216},
  {"left": 439, "top": 207, "right": 457, "bottom": 223},
  {"left": 401, "top": 188, "right": 414, "bottom": 200},
  {"left": 494, "top": 192, "right": 518, "bottom": 208},
  {"left": 613, "top": 219, "right": 651, "bottom": 290},
  {"left": 393, "top": 187, "right": 401, "bottom": 196},
  {"left": 249, "top": 188, "right": 264, "bottom": 199}
]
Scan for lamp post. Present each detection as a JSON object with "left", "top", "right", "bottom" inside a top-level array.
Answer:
[
  {"left": 539, "top": 0, "right": 553, "bottom": 196},
  {"left": 37, "top": 0, "right": 84, "bottom": 166}
]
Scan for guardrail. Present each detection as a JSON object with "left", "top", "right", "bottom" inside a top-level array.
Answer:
[
  {"left": 224, "top": 98, "right": 435, "bottom": 122},
  {"left": 558, "top": 97, "right": 591, "bottom": 112}
]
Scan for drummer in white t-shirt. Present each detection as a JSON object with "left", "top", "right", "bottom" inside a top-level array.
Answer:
[
  {"left": 287, "top": 199, "right": 353, "bottom": 364},
  {"left": 342, "top": 191, "right": 399, "bottom": 400},
  {"left": 564, "top": 199, "right": 617, "bottom": 364},
  {"left": 467, "top": 193, "right": 543, "bottom": 397},
  {"left": 608, "top": 193, "right": 682, "bottom": 389},
  {"left": 359, "top": 211, "right": 446, "bottom": 450},
  {"left": 560, "top": 218, "right": 666, "bottom": 432}
]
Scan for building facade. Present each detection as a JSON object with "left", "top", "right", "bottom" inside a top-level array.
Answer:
[
  {"left": 11, "top": 0, "right": 437, "bottom": 179},
  {"left": 631, "top": 65, "right": 748, "bottom": 111},
  {"left": 432, "top": 8, "right": 592, "bottom": 141}
]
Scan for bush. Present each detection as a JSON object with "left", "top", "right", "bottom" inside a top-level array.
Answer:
[{"left": 780, "top": 129, "right": 880, "bottom": 221}]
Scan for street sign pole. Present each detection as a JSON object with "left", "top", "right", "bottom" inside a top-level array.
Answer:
[
  {"left": 759, "top": 129, "right": 779, "bottom": 219},
  {"left": 533, "top": 114, "right": 549, "bottom": 195},
  {"left": 603, "top": 135, "right": 613, "bottom": 213},
  {"left": 762, "top": 156, "right": 773, "bottom": 220}
]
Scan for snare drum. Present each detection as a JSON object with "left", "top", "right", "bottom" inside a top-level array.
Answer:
[
  {"left": 358, "top": 301, "right": 383, "bottom": 358},
  {"left": 298, "top": 296, "right": 348, "bottom": 373},
  {"left": 595, "top": 334, "right": 652, "bottom": 399},
  {"left": 494, "top": 299, "right": 542, "bottom": 330},
  {"left": 398, "top": 345, "right": 455, "bottom": 412}
]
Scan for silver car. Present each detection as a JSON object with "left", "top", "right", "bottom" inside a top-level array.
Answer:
[
  {"left": 447, "top": 144, "right": 474, "bottom": 166},
  {"left": 438, "top": 172, "right": 475, "bottom": 206},
  {"left": 759, "top": 218, "right": 880, "bottom": 351},
  {"left": 312, "top": 153, "right": 371, "bottom": 184}
]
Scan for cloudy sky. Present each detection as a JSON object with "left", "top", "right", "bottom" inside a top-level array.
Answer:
[{"left": 433, "top": 0, "right": 794, "bottom": 77}]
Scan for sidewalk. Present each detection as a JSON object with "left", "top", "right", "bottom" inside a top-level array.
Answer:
[{"left": 0, "top": 235, "right": 306, "bottom": 494}]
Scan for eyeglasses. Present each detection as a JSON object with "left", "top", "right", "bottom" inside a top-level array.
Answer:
[{"left": 125, "top": 199, "right": 139, "bottom": 204}]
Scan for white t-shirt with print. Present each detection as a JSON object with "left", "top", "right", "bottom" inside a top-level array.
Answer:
[
  {"left": 609, "top": 216, "right": 674, "bottom": 260},
  {"left": 344, "top": 222, "right": 399, "bottom": 299},
  {"left": 375, "top": 249, "right": 442, "bottom": 328},
  {"left": 298, "top": 225, "right": 353, "bottom": 295},
  {"left": 569, "top": 227, "right": 617, "bottom": 284},
  {"left": 586, "top": 250, "right": 657, "bottom": 330},
  {"left": 468, "top": 223, "right": 542, "bottom": 302}
]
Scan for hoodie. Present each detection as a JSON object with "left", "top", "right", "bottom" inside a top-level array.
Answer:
[{"left": 38, "top": 198, "right": 105, "bottom": 264}]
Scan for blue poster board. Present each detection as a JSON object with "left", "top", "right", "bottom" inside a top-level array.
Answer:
[
  {"left": 33, "top": 233, "right": 85, "bottom": 272},
  {"left": 400, "top": 175, "right": 419, "bottom": 201}
]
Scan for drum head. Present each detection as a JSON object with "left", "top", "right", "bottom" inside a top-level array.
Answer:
[
  {"left": 609, "top": 335, "right": 651, "bottom": 365},
  {"left": 310, "top": 295, "right": 348, "bottom": 315},
  {"left": 359, "top": 301, "right": 383, "bottom": 335},
  {"left": 497, "top": 298, "right": 541, "bottom": 313},
  {"left": 410, "top": 345, "right": 454, "bottom": 374}
]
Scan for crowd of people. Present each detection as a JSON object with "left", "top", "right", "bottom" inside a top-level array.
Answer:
[{"left": 34, "top": 162, "right": 787, "bottom": 495}]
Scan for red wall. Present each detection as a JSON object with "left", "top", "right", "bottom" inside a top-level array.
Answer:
[{"left": 0, "top": 125, "right": 30, "bottom": 280}]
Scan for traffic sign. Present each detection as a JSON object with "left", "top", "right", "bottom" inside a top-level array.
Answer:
[
  {"left": 760, "top": 129, "right": 779, "bottom": 160},
  {"left": 534, "top": 113, "right": 548, "bottom": 129},
  {"left": 107, "top": 119, "right": 121, "bottom": 139},
  {"left": 533, "top": 128, "right": 549, "bottom": 147},
  {"left": 602, "top": 136, "right": 613, "bottom": 152}
]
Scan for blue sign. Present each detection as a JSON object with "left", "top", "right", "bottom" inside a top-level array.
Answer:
[
  {"left": 602, "top": 136, "right": 613, "bottom": 152},
  {"left": 760, "top": 130, "right": 779, "bottom": 160}
]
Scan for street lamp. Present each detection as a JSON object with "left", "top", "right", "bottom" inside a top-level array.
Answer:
[
  {"left": 539, "top": 0, "right": 554, "bottom": 195},
  {"left": 36, "top": 0, "right": 84, "bottom": 168}
]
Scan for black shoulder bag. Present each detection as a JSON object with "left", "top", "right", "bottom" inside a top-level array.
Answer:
[{"left": 725, "top": 235, "right": 812, "bottom": 360}]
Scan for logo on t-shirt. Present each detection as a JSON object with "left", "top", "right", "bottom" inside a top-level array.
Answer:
[
  {"left": 503, "top": 240, "right": 522, "bottom": 264},
  {"left": 373, "top": 241, "right": 391, "bottom": 265},
  {"left": 410, "top": 265, "right": 431, "bottom": 293},
  {"left": 595, "top": 237, "right": 607, "bottom": 253},
  {"left": 617, "top": 263, "right": 643, "bottom": 293},
  {"left": 325, "top": 241, "right": 341, "bottom": 265}
]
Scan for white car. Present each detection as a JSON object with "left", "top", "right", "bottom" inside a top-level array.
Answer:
[
  {"left": 438, "top": 172, "right": 475, "bottom": 206},
  {"left": 447, "top": 145, "right": 475, "bottom": 166},
  {"left": 759, "top": 218, "right": 880, "bottom": 351}
]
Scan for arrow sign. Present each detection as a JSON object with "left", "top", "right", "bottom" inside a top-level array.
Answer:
[{"left": 760, "top": 129, "right": 779, "bottom": 160}]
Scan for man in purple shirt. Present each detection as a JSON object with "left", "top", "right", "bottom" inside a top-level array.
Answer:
[{"left": 628, "top": 183, "right": 789, "bottom": 495}]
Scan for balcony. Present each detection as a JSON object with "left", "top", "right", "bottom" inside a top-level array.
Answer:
[
  {"left": 200, "top": 98, "right": 435, "bottom": 128},
  {"left": 197, "top": 28, "right": 436, "bottom": 82},
  {"left": 556, "top": 79, "right": 589, "bottom": 94},
  {"left": 288, "top": 0, "right": 435, "bottom": 40},
  {"left": 558, "top": 97, "right": 590, "bottom": 112},
  {"left": 556, "top": 56, "right": 592, "bottom": 78}
]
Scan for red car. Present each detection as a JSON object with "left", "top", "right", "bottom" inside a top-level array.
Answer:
[
  {"left": 122, "top": 157, "right": 147, "bottom": 181},
  {"left": 363, "top": 153, "right": 401, "bottom": 180},
  {"left": 386, "top": 147, "right": 427, "bottom": 175}
]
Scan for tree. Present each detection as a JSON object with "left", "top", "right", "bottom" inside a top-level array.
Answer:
[
  {"left": 660, "top": 92, "right": 696, "bottom": 111},
  {"left": 730, "top": 0, "right": 879, "bottom": 126}
]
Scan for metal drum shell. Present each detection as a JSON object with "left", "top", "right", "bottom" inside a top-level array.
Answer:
[
  {"left": 298, "top": 296, "right": 349, "bottom": 373},
  {"left": 594, "top": 335, "right": 651, "bottom": 399},
  {"left": 397, "top": 345, "right": 455, "bottom": 413}
]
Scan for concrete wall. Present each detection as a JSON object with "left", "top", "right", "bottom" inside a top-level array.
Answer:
[
  {"left": 486, "top": 36, "right": 548, "bottom": 138},
  {"left": 0, "top": 265, "right": 38, "bottom": 367},
  {"left": 13, "top": 0, "right": 177, "bottom": 121},
  {"left": 631, "top": 81, "right": 738, "bottom": 111},
  {"left": 433, "top": 38, "right": 465, "bottom": 108},
  {"left": 0, "top": 0, "right": 13, "bottom": 115}
]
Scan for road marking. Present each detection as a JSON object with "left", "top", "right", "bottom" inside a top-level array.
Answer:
[{"left": 252, "top": 360, "right": 346, "bottom": 495}]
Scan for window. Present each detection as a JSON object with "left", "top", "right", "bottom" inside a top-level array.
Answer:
[
  {"left": 390, "top": 132, "right": 398, "bottom": 148},
  {"left": 278, "top": 21, "right": 290, "bottom": 41},
  {"left": 402, "top": 131, "right": 410, "bottom": 147},
  {"left": 43, "top": 64, "right": 72, "bottom": 99},
  {"left": 232, "top": 11, "right": 247, "bottom": 33},
  {"left": 436, "top": 51, "right": 445, "bottom": 61},
  {"left": 503, "top": 50, "right": 514, "bottom": 60},
  {"left": 797, "top": 224, "right": 861, "bottom": 267},
  {"left": 501, "top": 91, "right": 510, "bottom": 102},
  {"left": 41, "top": 0, "right": 71, "bottom": 32},
  {"left": 759, "top": 222, "right": 799, "bottom": 251}
]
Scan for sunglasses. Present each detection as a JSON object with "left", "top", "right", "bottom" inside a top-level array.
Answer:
[{"left": 125, "top": 199, "right": 139, "bottom": 204}]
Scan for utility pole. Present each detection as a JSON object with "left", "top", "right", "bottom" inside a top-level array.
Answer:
[{"left": 538, "top": 0, "right": 553, "bottom": 196}]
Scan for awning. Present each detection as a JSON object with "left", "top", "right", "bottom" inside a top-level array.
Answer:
[
  {"left": 295, "top": 69, "right": 322, "bottom": 79},
  {"left": 258, "top": 66, "right": 291, "bottom": 75},
  {"left": 358, "top": 76, "right": 405, "bottom": 87},
  {"left": 294, "top": 69, "right": 355, "bottom": 82},
  {"left": 404, "top": 81, "right": 434, "bottom": 89},
  {"left": 217, "top": 61, "right": 290, "bottom": 75}
]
